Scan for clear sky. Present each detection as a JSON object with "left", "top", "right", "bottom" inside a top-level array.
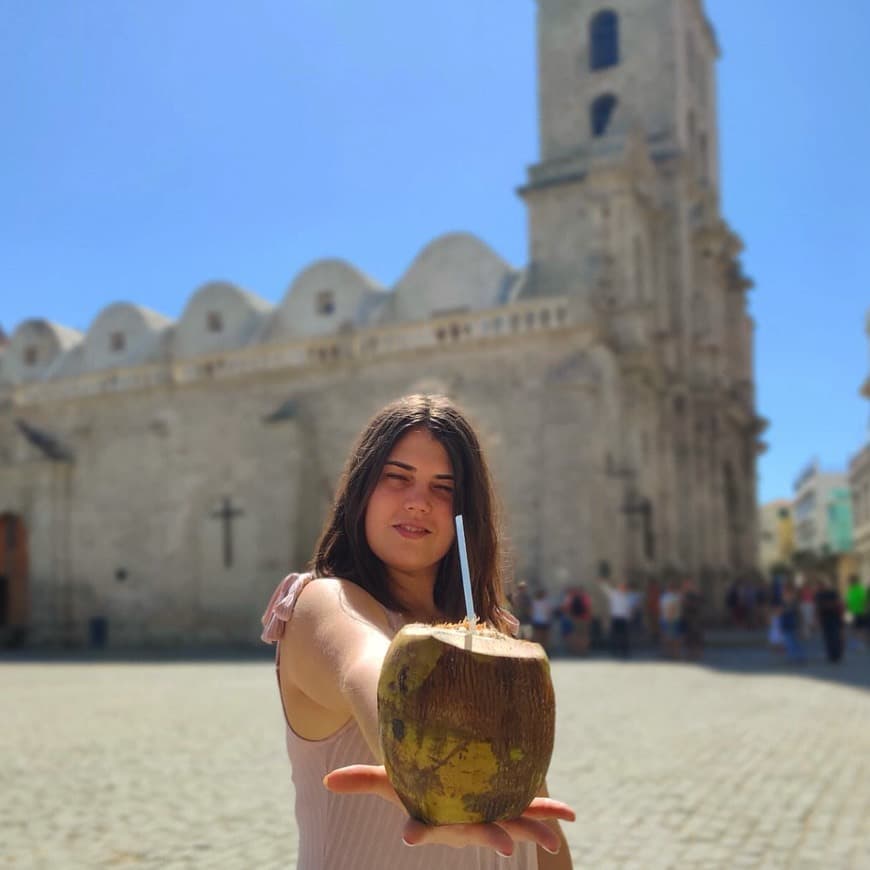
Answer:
[{"left": 2, "top": 1, "right": 868, "bottom": 503}]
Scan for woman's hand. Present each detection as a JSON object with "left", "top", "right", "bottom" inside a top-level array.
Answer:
[{"left": 324, "top": 764, "right": 575, "bottom": 857}]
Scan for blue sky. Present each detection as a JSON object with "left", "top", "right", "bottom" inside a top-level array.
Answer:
[{"left": 2, "top": 1, "right": 868, "bottom": 503}]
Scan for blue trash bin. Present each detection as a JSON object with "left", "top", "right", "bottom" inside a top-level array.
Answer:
[{"left": 89, "top": 617, "right": 108, "bottom": 648}]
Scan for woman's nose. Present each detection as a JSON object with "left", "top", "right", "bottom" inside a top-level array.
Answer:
[{"left": 404, "top": 484, "right": 431, "bottom": 512}]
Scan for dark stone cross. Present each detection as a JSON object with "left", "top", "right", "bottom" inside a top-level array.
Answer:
[{"left": 210, "top": 497, "right": 244, "bottom": 568}]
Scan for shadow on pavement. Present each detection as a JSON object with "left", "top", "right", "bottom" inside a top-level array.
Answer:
[
  {"left": 0, "top": 645, "right": 275, "bottom": 664},
  {"left": 557, "top": 634, "right": 870, "bottom": 691},
  {"left": 2, "top": 634, "right": 868, "bottom": 691}
]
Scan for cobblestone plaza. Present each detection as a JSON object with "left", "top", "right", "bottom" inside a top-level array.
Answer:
[{"left": 4, "top": 645, "right": 869, "bottom": 869}]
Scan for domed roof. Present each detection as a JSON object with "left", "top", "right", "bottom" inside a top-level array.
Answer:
[
  {"left": 83, "top": 302, "right": 172, "bottom": 372},
  {"left": 5, "top": 319, "right": 83, "bottom": 383},
  {"left": 174, "top": 281, "right": 272, "bottom": 358},
  {"left": 389, "top": 233, "right": 515, "bottom": 323},
  {"left": 270, "top": 259, "right": 386, "bottom": 339}
]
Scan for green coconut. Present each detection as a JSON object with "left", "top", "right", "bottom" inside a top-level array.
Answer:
[{"left": 377, "top": 622, "right": 555, "bottom": 825}]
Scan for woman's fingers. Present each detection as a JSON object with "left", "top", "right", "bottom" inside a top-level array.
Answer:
[
  {"left": 325, "top": 767, "right": 575, "bottom": 855},
  {"left": 496, "top": 817, "right": 562, "bottom": 854},
  {"left": 522, "top": 797, "right": 577, "bottom": 822},
  {"left": 402, "top": 819, "right": 515, "bottom": 856},
  {"left": 322, "top": 764, "right": 401, "bottom": 806}
]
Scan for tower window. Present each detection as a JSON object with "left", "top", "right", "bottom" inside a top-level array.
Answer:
[
  {"left": 110, "top": 331, "right": 126, "bottom": 352},
  {"left": 23, "top": 345, "right": 38, "bottom": 366},
  {"left": 590, "top": 94, "right": 618, "bottom": 137},
  {"left": 590, "top": 10, "right": 620, "bottom": 71}
]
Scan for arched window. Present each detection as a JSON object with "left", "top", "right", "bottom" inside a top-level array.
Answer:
[
  {"left": 590, "top": 94, "right": 617, "bottom": 137},
  {"left": 590, "top": 10, "right": 619, "bottom": 71}
]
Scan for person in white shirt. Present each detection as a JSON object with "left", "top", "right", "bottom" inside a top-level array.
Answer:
[
  {"left": 530, "top": 586, "right": 553, "bottom": 652},
  {"left": 598, "top": 578, "right": 634, "bottom": 657}
]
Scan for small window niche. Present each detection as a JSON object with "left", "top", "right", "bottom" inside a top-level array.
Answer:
[
  {"left": 316, "top": 290, "right": 336, "bottom": 316},
  {"left": 206, "top": 311, "right": 224, "bottom": 333},
  {"left": 23, "top": 345, "right": 38, "bottom": 366},
  {"left": 109, "top": 331, "right": 126, "bottom": 353},
  {"left": 591, "top": 94, "right": 618, "bottom": 137}
]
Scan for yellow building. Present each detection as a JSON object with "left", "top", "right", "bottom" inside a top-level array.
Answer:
[{"left": 758, "top": 499, "right": 794, "bottom": 572}]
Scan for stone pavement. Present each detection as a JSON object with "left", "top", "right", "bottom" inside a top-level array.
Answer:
[{"left": 2, "top": 641, "right": 869, "bottom": 869}]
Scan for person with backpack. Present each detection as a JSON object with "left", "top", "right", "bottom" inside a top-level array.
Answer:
[{"left": 561, "top": 586, "right": 591, "bottom": 656}]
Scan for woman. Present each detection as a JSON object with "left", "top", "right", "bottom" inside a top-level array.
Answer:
[{"left": 261, "top": 395, "right": 574, "bottom": 868}]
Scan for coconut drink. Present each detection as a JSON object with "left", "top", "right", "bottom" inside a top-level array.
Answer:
[
  {"left": 377, "top": 622, "right": 555, "bottom": 825},
  {"left": 376, "top": 515, "right": 556, "bottom": 825}
]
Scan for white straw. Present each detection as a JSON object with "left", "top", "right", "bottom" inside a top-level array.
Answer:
[{"left": 454, "top": 515, "right": 477, "bottom": 628}]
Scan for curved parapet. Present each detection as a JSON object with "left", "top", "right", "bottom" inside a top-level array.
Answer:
[
  {"left": 82, "top": 302, "right": 172, "bottom": 373},
  {"left": 269, "top": 259, "right": 387, "bottom": 340},
  {"left": 388, "top": 233, "right": 517, "bottom": 323},
  {"left": 4, "top": 319, "right": 83, "bottom": 383},
  {"left": 174, "top": 281, "right": 272, "bottom": 359}
]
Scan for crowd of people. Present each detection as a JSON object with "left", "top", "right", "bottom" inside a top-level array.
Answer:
[
  {"left": 508, "top": 571, "right": 870, "bottom": 666},
  {"left": 736, "top": 573, "right": 870, "bottom": 665},
  {"left": 507, "top": 575, "right": 706, "bottom": 660}
]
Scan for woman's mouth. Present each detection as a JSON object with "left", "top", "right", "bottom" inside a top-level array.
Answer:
[{"left": 393, "top": 523, "right": 430, "bottom": 539}]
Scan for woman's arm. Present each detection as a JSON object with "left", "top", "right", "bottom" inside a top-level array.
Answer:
[
  {"left": 282, "top": 577, "right": 577, "bottom": 855},
  {"left": 277, "top": 576, "right": 393, "bottom": 759}
]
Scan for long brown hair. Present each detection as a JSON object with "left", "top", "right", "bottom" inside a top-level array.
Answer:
[{"left": 311, "top": 394, "right": 510, "bottom": 631}]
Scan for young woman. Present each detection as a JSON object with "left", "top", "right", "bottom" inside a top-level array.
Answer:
[{"left": 261, "top": 395, "right": 575, "bottom": 869}]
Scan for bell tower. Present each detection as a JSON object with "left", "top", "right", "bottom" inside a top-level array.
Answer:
[
  {"left": 519, "top": 1, "right": 762, "bottom": 584},
  {"left": 520, "top": 0, "right": 721, "bottom": 303}
]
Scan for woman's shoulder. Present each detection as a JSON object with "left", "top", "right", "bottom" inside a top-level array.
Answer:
[
  {"left": 262, "top": 572, "right": 393, "bottom": 644},
  {"left": 289, "top": 574, "right": 394, "bottom": 635}
]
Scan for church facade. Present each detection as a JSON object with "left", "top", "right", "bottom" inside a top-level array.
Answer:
[{"left": 0, "top": 0, "right": 762, "bottom": 646}]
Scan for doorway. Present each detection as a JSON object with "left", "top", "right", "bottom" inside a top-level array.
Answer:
[{"left": 0, "top": 513, "right": 29, "bottom": 643}]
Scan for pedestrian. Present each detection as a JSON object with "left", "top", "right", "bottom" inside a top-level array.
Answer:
[
  {"left": 814, "top": 577, "right": 845, "bottom": 663},
  {"left": 798, "top": 577, "right": 816, "bottom": 641},
  {"left": 561, "top": 586, "right": 591, "bottom": 656},
  {"left": 863, "top": 578, "right": 870, "bottom": 646},
  {"left": 259, "top": 395, "right": 574, "bottom": 868},
  {"left": 779, "top": 585, "right": 806, "bottom": 665},
  {"left": 598, "top": 577, "right": 634, "bottom": 658},
  {"left": 644, "top": 576, "right": 661, "bottom": 644},
  {"left": 513, "top": 580, "right": 534, "bottom": 640},
  {"left": 845, "top": 574, "right": 868, "bottom": 651},
  {"left": 725, "top": 580, "right": 740, "bottom": 627},
  {"left": 531, "top": 586, "right": 554, "bottom": 652},
  {"left": 767, "top": 597, "right": 785, "bottom": 654},
  {"left": 680, "top": 579, "right": 704, "bottom": 661},
  {"left": 659, "top": 581, "right": 682, "bottom": 659}
]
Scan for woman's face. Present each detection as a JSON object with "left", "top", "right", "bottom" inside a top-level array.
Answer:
[{"left": 364, "top": 427, "right": 456, "bottom": 586}]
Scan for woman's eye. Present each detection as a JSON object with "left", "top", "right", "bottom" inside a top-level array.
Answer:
[
  {"left": 434, "top": 485, "right": 454, "bottom": 496},
  {"left": 384, "top": 473, "right": 408, "bottom": 483}
]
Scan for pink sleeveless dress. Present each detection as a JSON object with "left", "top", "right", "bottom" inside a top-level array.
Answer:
[{"left": 261, "top": 573, "right": 538, "bottom": 870}]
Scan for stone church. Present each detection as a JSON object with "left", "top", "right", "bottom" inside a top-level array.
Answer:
[{"left": 0, "top": 0, "right": 761, "bottom": 646}]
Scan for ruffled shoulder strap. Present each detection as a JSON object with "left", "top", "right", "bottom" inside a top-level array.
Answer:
[
  {"left": 499, "top": 608, "right": 520, "bottom": 638},
  {"left": 260, "top": 572, "right": 314, "bottom": 643}
]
